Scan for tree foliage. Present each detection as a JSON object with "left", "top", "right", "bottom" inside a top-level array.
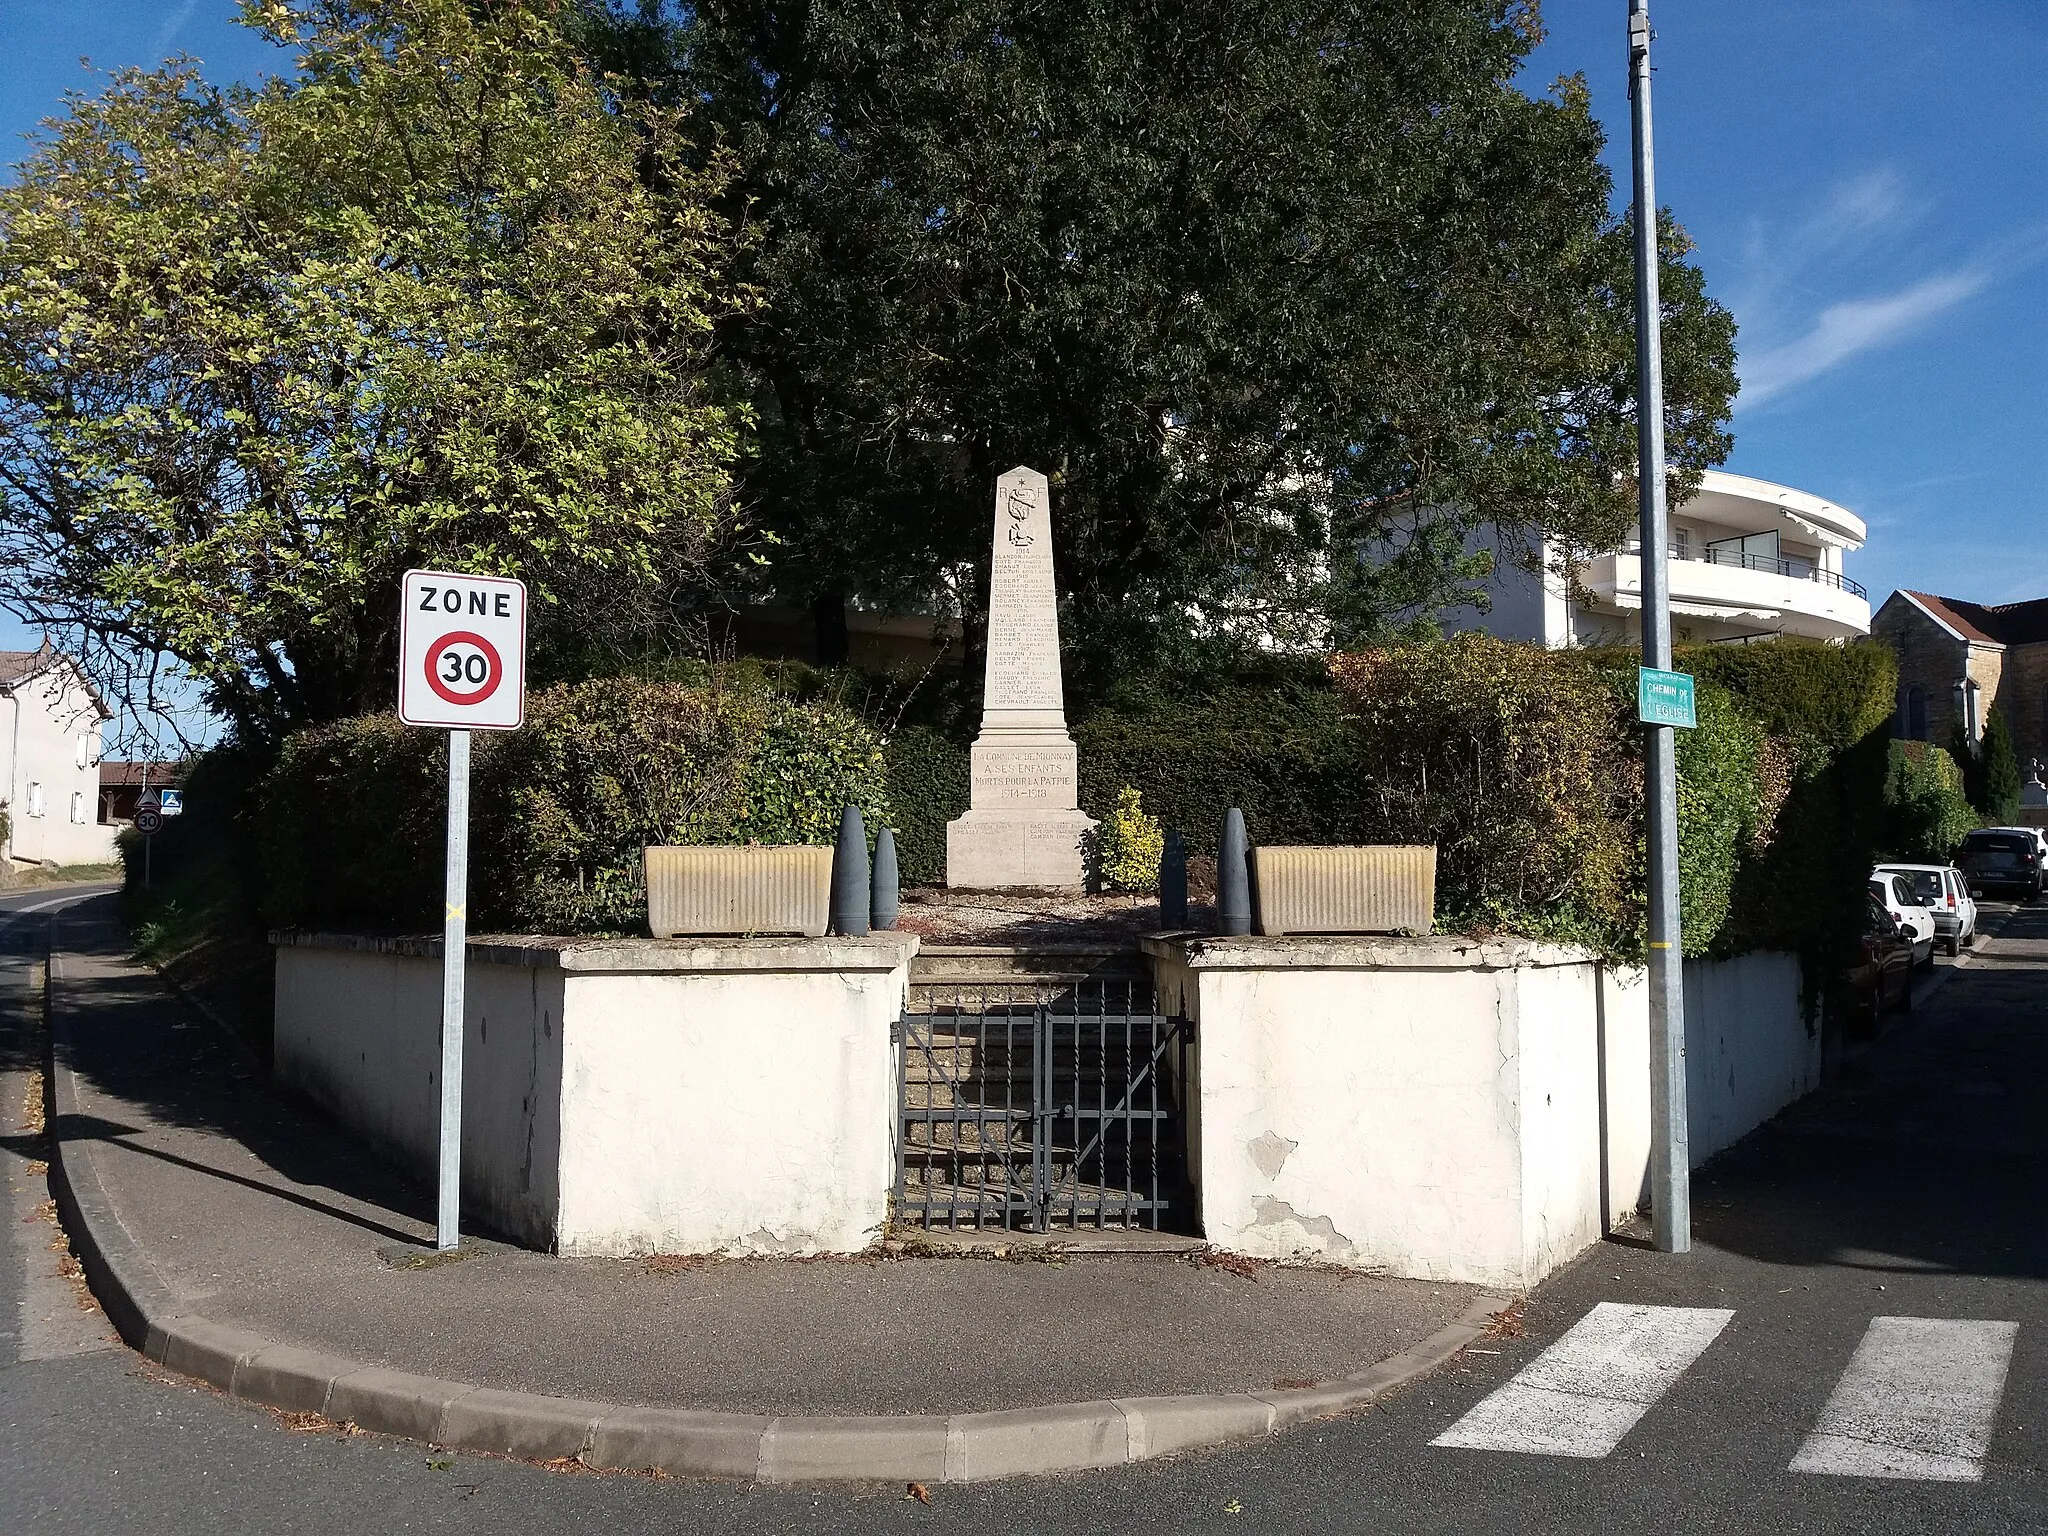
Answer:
[
  {"left": 587, "top": 0, "right": 1738, "bottom": 668},
  {"left": 1958, "top": 705, "right": 2023, "bottom": 825},
  {"left": 0, "top": 0, "right": 750, "bottom": 743}
]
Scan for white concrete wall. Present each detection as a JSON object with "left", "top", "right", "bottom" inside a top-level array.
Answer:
[
  {"left": 1681, "top": 951, "right": 1816, "bottom": 1165},
  {"left": 1152, "top": 939, "right": 1810, "bottom": 1290},
  {"left": 3, "top": 662, "right": 118, "bottom": 866},
  {"left": 1154, "top": 945, "right": 1555, "bottom": 1288},
  {"left": 1438, "top": 527, "right": 1572, "bottom": 648},
  {"left": 554, "top": 969, "right": 900, "bottom": 1256},
  {"left": 274, "top": 945, "right": 566, "bottom": 1247},
  {"left": 274, "top": 936, "right": 912, "bottom": 1256}
]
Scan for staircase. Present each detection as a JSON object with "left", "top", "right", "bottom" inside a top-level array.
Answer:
[{"left": 896, "top": 943, "right": 1195, "bottom": 1238}]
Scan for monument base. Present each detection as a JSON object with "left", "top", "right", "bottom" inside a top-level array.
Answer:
[{"left": 945, "top": 808, "right": 1097, "bottom": 890}]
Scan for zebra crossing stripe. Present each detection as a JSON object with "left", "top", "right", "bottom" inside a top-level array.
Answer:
[
  {"left": 1790, "top": 1317, "right": 2018, "bottom": 1481},
  {"left": 1431, "top": 1302, "right": 1734, "bottom": 1458}
]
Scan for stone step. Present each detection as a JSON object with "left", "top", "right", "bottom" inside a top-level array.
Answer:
[{"left": 908, "top": 944, "right": 1150, "bottom": 988}]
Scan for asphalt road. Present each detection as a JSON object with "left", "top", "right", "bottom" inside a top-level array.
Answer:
[{"left": 4, "top": 884, "right": 2043, "bottom": 1535}]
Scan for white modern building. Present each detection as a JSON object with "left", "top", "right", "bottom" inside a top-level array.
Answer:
[
  {"left": 1448, "top": 470, "right": 1870, "bottom": 647},
  {"left": 2, "top": 644, "right": 120, "bottom": 867}
]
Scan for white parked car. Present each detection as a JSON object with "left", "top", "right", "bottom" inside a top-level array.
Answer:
[
  {"left": 1874, "top": 863, "right": 1977, "bottom": 957},
  {"left": 1869, "top": 872, "right": 1937, "bottom": 969}
]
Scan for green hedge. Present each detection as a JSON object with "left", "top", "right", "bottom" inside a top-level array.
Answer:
[
  {"left": 263, "top": 679, "right": 890, "bottom": 933},
  {"left": 254, "top": 636, "right": 1897, "bottom": 971}
]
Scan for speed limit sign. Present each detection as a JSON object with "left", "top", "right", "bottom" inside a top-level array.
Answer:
[{"left": 398, "top": 569, "right": 527, "bottom": 730}]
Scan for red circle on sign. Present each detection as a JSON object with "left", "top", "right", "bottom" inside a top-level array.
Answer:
[{"left": 425, "top": 631, "right": 503, "bottom": 707}]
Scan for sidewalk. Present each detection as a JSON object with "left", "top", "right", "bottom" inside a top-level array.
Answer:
[{"left": 42, "top": 895, "right": 1502, "bottom": 1483}]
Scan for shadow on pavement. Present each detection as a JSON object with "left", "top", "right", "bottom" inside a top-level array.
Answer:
[
  {"left": 48, "top": 893, "right": 440, "bottom": 1238},
  {"left": 1691, "top": 900, "right": 2048, "bottom": 1282}
]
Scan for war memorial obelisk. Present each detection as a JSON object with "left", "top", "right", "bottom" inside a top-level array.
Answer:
[{"left": 945, "top": 466, "right": 1096, "bottom": 888}]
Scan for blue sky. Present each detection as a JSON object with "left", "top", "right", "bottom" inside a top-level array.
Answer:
[
  {"left": 1527, "top": 2, "right": 2048, "bottom": 607},
  {"left": 0, "top": 1, "right": 2042, "bottom": 678}
]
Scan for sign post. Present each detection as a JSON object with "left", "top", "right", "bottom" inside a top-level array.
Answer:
[
  {"left": 398, "top": 569, "right": 527, "bottom": 1252},
  {"left": 134, "top": 789, "right": 161, "bottom": 888}
]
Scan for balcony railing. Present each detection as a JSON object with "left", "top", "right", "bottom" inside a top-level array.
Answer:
[
  {"left": 1628, "top": 543, "right": 1868, "bottom": 600},
  {"left": 1693, "top": 547, "right": 1868, "bottom": 598}
]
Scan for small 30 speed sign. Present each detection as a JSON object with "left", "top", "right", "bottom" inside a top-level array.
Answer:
[{"left": 398, "top": 569, "right": 527, "bottom": 731}]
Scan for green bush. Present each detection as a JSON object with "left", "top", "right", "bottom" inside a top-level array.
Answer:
[
  {"left": 1958, "top": 705, "right": 2024, "bottom": 824},
  {"left": 1075, "top": 680, "right": 1373, "bottom": 852},
  {"left": 262, "top": 679, "right": 891, "bottom": 933},
  {"left": 882, "top": 725, "right": 970, "bottom": 886},
  {"left": 1094, "top": 785, "right": 1164, "bottom": 893},
  {"left": 1882, "top": 740, "right": 1978, "bottom": 860}
]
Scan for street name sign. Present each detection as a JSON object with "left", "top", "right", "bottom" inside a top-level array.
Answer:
[
  {"left": 398, "top": 570, "right": 528, "bottom": 731},
  {"left": 1638, "top": 667, "right": 1697, "bottom": 729}
]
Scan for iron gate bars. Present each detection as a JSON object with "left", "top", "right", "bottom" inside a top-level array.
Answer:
[{"left": 894, "top": 977, "right": 1192, "bottom": 1233}]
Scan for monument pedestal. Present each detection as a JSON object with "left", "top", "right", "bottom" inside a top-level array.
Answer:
[
  {"left": 947, "top": 728, "right": 1094, "bottom": 888},
  {"left": 945, "top": 467, "right": 1097, "bottom": 890}
]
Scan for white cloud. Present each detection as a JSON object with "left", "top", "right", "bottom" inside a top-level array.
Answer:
[
  {"left": 1821, "top": 168, "right": 1906, "bottom": 233},
  {"left": 1735, "top": 267, "right": 1989, "bottom": 410},
  {"left": 152, "top": 0, "right": 202, "bottom": 56}
]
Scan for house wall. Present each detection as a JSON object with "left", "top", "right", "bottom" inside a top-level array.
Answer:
[
  {"left": 2, "top": 666, "right": 118, "bottom": 866},
  {"left": 2005, "top": 643, "right": 2048, "bottom": 771}
]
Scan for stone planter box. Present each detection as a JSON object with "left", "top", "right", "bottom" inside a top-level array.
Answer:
[
  {"left": 1250, "top": 844, "right": 1435, "bottom": 935},
  {"left": 643, "top": 844, "right": 833, "bottom": 938}
]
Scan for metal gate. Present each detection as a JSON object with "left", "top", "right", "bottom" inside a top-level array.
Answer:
[{"left": 893, "top": 978, "right": 1193, "bottom": 1232}]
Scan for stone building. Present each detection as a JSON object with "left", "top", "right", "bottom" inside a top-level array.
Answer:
[{"left": 1871, "top": 590, "right": 2048, "bottom": 766}]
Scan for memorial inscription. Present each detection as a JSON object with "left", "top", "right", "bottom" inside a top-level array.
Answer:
[{"left": 945, "top": 466, "right": 1096, "bottom": 888}]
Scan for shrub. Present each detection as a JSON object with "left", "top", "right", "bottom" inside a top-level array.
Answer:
[
  {"left": 883, "top": 725, "right": 969, "bottom": 887},
  {"left": 262, "top": 678, "right": 890, "bottom": 933},
  {"left": 1075, "top": 680, "right": 1372, "bottom": 852},
  {"left": 1959, "top": 705, "right": 2024, "bottom": 824},
  {"left": 1093, "top": 785, "right": 1164, "bottom": 893},
  {"left": 1882, "top": 741, "right": 1978, "bottom": 860},
  {"left": 1330, "top": 637, "right": 1644, "bottom": 948}
]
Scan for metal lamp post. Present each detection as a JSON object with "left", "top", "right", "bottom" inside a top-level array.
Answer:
[{"left": 1630, "top": 0, "right": 1692, "bottom": 1255}]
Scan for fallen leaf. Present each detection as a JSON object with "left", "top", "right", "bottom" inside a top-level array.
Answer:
[{"left": 906, "top": 1482, "right": 932, "bottom": 1504}]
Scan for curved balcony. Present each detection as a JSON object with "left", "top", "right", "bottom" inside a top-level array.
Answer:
[
  {"left": 1584, "top": 551, "right": 1872, "bottom": 643},
  {"left": 1695, "top": 547, "right": 1867, "bottom": 598}
]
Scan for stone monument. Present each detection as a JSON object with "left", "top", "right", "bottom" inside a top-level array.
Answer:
[{"left": 946, "top": 466, "right": 1096, "bottom": 888}]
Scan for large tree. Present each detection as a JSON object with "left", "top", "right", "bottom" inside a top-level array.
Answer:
[
  {"left": 0, "top": 0, "right": 750, "bottom": 743},
  {"left": 590, "top": 0, "right": 1737, "bottom": 670}
]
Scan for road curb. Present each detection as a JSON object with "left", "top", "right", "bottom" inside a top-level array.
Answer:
[{"left": 39, "top": 911, "right": 1509, "bottom": 1484}]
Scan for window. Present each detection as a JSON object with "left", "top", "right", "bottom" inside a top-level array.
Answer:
[
  {"left": 25, "top": 782, "right": 43, "bottom": 818},
  {"left": 1705, "top": 529, "right": 1781, "bottom": 571},
  {"left": 75, "top": 734, "right": 91, "bottom": 769},
  {"left": 1899, "top": 684, "right": 1928, "bottom": 741},
  {"left": 69, "top": 790, "right": 85, "bottom": 824}
]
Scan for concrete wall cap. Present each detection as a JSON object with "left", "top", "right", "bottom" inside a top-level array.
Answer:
[
  {"left": 269, "top": 929, "right": 920, "bottom": 974},
  {"left": 1142, "top": 933, "right": 1603, "bottom": 971}
]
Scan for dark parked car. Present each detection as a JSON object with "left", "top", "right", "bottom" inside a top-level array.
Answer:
[
  {"left": 1847, "top": 892, "right": 1914, "bottom": 1031},
  {"left": 1956, "top": 829, "right": 2044, "bottom": 901}
]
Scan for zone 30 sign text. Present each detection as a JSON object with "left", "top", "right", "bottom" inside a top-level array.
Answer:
[{"left": 398, "top": 569, "right": 528, "bottom": 731}]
